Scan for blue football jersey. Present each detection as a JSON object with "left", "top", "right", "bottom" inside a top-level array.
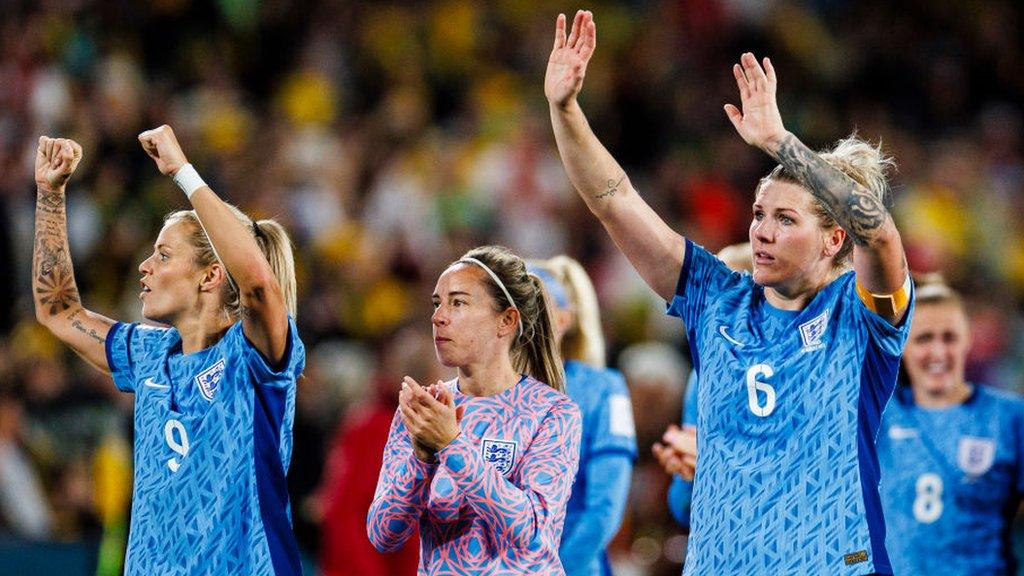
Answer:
[
  {"left": 878, "top": 384, "right": 1024, "bottom": 576},
  {"left": 668, "top": 240, "right": 913, "bottom": 576},
  {"left": 560, "top": 360, "right": 638, "bottom": 576},
  {"left": 105, "top": 319, "right": 305, "bottom": 575}
]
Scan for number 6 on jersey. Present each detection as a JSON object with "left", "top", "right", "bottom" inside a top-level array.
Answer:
[{"left": 746, "top": 364, "right": 776, "bottom": 417}]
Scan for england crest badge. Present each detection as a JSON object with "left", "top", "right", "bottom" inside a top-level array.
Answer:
[
  {"left": 799, "top": 309, "right": 830, "bottom": 352},
  {"left": 195, "top": 359, "right": 226, "bottom": 402},
  {"left": 481, "top": 438, "right": 517, "bottom": 475},
  {"left": 957, "top": 436, "right": 995, "bottom": 476}
]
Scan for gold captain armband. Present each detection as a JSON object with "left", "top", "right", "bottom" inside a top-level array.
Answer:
[{"left": 855, "top": 275, "right": 913, "bottom": 318}]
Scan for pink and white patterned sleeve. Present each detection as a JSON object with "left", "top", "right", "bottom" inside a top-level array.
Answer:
[
  {"left": 367, "top": 409, "right": 436, "bottom": 553},
  {"left": 436, "top": 399, "right": 582, "bottom": 549}
]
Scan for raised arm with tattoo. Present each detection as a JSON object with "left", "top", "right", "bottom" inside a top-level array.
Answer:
[
  {"left": 32, "top": 137, "right": 115, "bottom": 373},
  {"left": 137, "top": 126, "right": 290, "bottom": 363},
  {"left": 724, "top": 53, "right": 908, "bottom": 322},
  {"left": 545, "top": 11, "right": 684, "bottom": 301}
]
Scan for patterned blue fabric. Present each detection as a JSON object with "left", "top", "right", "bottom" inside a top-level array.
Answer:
[
  {"left": 667, "top": 240, "right": 913, "bottom": 576},
  {"left": 105, "top": 319, "right": 305, "bottom": 575},
  {"left": 559, "top": 360, "right": 638, "bottom": 576},
  {"left": 878, "top": 384, "right": 1024, "bottom": 575},
  {"left": 667, "top": 368, "right": 698, "bottom": 529}
]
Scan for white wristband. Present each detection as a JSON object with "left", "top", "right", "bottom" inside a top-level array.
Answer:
[{"left": 172, "top": 163, "right": 207, "bottom": 199}]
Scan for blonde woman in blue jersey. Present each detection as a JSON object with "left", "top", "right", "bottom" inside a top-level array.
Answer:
[
  {"left": 546, "top": 10, "right": 913, "bottom": 576},
  {"left": 32, "top": 128, "right": 304, "bottom": 575},
  {"left": 878, "top": 277, "right": 1024, "bottom": 575},
  {"left": 529, "top": 256, "right": 637, "bottom": 576}
]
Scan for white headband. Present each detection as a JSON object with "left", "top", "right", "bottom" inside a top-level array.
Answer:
[{"left": 458, "top": 257, "right": 523, "bottom": 338}]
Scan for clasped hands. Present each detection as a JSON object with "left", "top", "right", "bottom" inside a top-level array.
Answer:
[
  {"left": 399, "top": 376, "right": 465, "bottom": 462},
  {"left": 652, "top": 424, "right": 698, "bottom": 481}
]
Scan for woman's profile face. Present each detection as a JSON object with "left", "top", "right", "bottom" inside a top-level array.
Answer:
[
  {"left": 431, "top": 264, "right": 510, "bottom": 368},
  {"left": 137, "top": 221, "right": 203, "bottom": 324},
  {"left": 749, "top": 180, "right": 837, "bottom": 291},
  {"left": 903, "top": 301, "right": 970, "bottom": 397}
]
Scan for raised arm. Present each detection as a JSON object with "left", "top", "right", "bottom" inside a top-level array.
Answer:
[
  {"left": 546, "top": 11, "right": 684, "bottom": 301},
  {"left": 32, "top": 137, "right": 116, "bottom": 374},
  {"left": 724, "top": 53, "right": 908, "bottom": 323},
  {"left": 138, "top": 126, "right": 290, "bottom": 363}
]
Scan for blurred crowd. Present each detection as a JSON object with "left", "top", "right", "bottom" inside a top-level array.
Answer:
[{"left": 0, "top": 1, "right": 1021, "bottom": 575}]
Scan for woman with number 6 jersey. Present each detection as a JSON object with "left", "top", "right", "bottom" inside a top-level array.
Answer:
[
  {"left": 878, "top": 277, "right": 1024, "bottom": 576},
  {"left": 367, "top": 246, "right": 582, "bottom": 575},
  {"left": 546, "top": 10, "right": 913, "bottom": 576},
  {"left": 31, "top": 128, "right": 304, "bottom": 575}
]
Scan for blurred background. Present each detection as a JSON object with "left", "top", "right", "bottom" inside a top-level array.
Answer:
[{"left": 0, "top": 1, "right": 1021, "bottom": 575}]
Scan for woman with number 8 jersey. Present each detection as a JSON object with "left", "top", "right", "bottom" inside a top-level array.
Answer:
[
  {"left": 545, "top": 10, "right": 913, "bottom": 576},
  {"left": 878, "top": 277, "right": 1024, "bottom": 576},
  {"left": 31, "top": 128, "right": 304, "bottom": 575}
]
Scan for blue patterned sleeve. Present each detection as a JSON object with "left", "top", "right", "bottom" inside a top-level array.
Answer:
[
  {"left": 851, "top": 275, "right": 916, "bottom": 358},
  {"left": 666, "top": 240, "right": 745, "bottom": 329},
  {"left": 848, "top": 276, "right": 915, "bottom": 429},
  {"left": 230, "top": 317, "right": 306, "bottom": 387},
  {"left": 104, "top": 322, "right": 169, "bottom": 393},
  {"left": 558, "top": 454, "right": 632, "bottom": 570},
  {"left": 589, "top": 369, "right": 638, "bottom": 459}
]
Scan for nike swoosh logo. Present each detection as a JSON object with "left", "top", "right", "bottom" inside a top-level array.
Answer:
[
  {"left": 718, "top": 326, "right": 746, "bottom": 347},
  {"left": 888, "top": 426, "right": 919, "bottom": 440},
  {"left": 143, "top": 377, "right": 170, "bottom": 389}
]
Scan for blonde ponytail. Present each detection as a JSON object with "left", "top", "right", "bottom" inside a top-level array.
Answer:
[{"left": 165, "top": 206, "right": 298, "bottom": 319}]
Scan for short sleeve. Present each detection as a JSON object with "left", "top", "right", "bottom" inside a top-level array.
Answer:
[
  {"left": 228, "top": 317, "right": 306, "bottom": 387},
  {"left": 850, "top": 275, "right": 916, "bottom": 358},
  {"left": 590, "top": 369, "right": 638, "bottom": 459},
  {"left": 666, "top": 240, "right": 746, "bottom": 328},
  {"left": 104, "top": 322, "right": 171, "bottom": 393}
]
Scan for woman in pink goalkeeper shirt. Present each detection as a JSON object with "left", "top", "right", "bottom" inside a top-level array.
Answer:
[{"left": 367, "top": 245, "right": 583, "bottom": 575}]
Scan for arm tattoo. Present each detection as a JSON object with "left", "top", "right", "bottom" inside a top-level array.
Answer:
[
  {"left": 68, "top": 309, "right": 105, "bottom": 344},
  {"left": 770, "top": 134, "right": 887, "bottom": 245},
  {"left": 37, "top": 189, "right": 66, "bottom": 215},
  {"left": 33, "top": 187, "right": 82, "bottom": 316},
  {"left": 595, "top": 173, "right": 626, "bottom": 200}
]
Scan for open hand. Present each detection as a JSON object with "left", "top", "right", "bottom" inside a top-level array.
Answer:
[
  {"left": 138, "top": 125, "right": 189, "bottom": 176},
  {"left": 35, "top": 137, "right": 83, "bottom": 192},
  {"left": 724, "top": 53, "right": 787, "bottom": 151},
  {"left": 545, "top": 10, "right": 596, "bottom": 109}
]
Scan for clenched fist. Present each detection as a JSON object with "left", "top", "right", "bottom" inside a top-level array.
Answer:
[
  {"left": 35, "top": 137, "right": 83, "bottom": 192},
  {"left": 138, "top": 125, "right": 189, "bottom": 176}
]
